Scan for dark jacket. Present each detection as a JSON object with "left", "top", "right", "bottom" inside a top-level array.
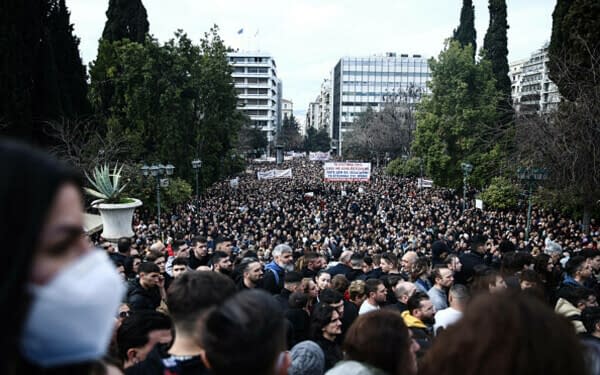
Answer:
[
  {"left": 126, "top": 279, "right": 161, "bottom": 311},
  {"left": 285, "top": 308, "right": 310, "bottom": 347},
  {"left": 125, "top": 346, "right": 207, "bottom": 375},
  {"left": 455, "top": 251, "right": 486, "bottom": 285},
  {"left": 302, "top": 267, "right": 318, "bottom": 279},
  {"left": 274, "top": 288, "right": 293, "bottom": 311},
  {"left": 263, "top": 261, "right": 285, "bottom": 294},
  {"left": 314, "top": 337, "right": 343, "bottom": 372},
  {"left": 327, "top": 263, "right": 354, "bottom": 280},
  {"left": 401, "top": 311, "right": 433, "bottom": 358}
]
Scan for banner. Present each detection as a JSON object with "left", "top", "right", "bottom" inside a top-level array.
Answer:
[
  {"left": 475, "top": 199, "right": 484, "bottom": 210},
  {"left": 257, "top": 168, "right": 292, "bottom": 180},
  {"left": 309, "top": 152, "right": 331, "bottom": 161},
  {"left": 230, "top": 177, "right": 239, "bottom": 188},
  {"left": 417, "top": 178, "right": 433, "bottom": 188},
  {"left": 324, "top": 162, "right": 371, "bottom": 182}
]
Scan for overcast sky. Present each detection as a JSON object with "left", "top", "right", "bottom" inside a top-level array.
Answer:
[{"left": 70, "top": 0, "right": 555, "bottom": 122}]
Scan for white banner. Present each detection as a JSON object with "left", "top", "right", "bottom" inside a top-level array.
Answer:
[
  {"left": 252, "top": 157, "right": 276, "bottom": 163},
  {"left": 309, "top": 152, "right": 331, "bottom": 161},
  {"left": 417, "top": 178, "right": 433, "bottom": 188},
  {"left": 475, "top": 199, "right": 484, "bottom": 210},
  {"left": 230, "top": 177, "right": 239, "bottom": 188},
  {"left": 257, "top": 168, "right": 293, "bottom": 180},
  {"left": 324, "top": 162, "right": 371, "bottom": 182}
]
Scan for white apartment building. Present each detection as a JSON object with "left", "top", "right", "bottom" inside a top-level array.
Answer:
[
  {"left": 281, "top": 99, "right": 293, "bottom": 120},
  {"left": 305, "top": 101, "right": 320, "bottom": 133},
  {"left": 510, "top": 43, "right": 561, "bottom": 115},
  {"left": 229, "top": 51, "right": 281, "bottom": 144},
  {"left": 331, "top": 53, "right": 431, "bottom": 155}
]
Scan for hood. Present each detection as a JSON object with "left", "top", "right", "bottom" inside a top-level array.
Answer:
[
  {"left": 326, "top": 360, "right": 388, "bottom": 375},
  {"left": 555, "top": 298, "right": 587, "bottom": 334},
  {"left": 401, "top": 310, "right": 427, "bottom": 329}
]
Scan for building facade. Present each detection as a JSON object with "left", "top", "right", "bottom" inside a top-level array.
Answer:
[
  {"left": 281, "top": 99, "right": 293, "bottom": 120},
  {"left": 510, "top": 43, "right": 561, "bottom": 115},
  {"left": 229, "top": 51, "right": 281, "bottom": 144},
  {"left": 331, "top": 53, "right": 431, "bottom": 155}
]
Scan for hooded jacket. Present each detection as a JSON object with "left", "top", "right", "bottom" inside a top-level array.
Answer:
[
  {"left": 401, "top": 311, "right": 432, "bottom": 358},
  {"left": 555, "top": 297, "right": 586, "bottom": 334}
]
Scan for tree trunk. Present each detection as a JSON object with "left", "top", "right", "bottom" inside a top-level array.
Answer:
[{"left": 583, "top": 200, "right": 592, "bottom": 235}]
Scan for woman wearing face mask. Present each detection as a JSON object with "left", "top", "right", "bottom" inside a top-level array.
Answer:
[{"left": 0, "top": 141, "right": 125, "bottom": 374}]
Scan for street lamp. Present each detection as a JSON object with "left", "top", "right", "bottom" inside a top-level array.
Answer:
[
  {"left": 141, "top": 163, "right": 175, "bottom": 237},
  {"left": 191, "top": 159, "right": 202, "bottom": 198},
  {"left": 517, "top": 167, "right": 548, "bottom": 242},
  {"left": 461, "top": 162, "right": 473, "bottom": 211}
]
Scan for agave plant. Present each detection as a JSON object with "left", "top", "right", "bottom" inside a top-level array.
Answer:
[{"left": 85, "top": 163, "right": 128, "bottom": 203}]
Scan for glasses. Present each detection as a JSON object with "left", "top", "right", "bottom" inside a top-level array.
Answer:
[{"left": 118, "top": 310, "right": 131, "bottom": 319}]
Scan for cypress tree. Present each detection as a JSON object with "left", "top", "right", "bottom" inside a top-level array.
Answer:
[
  {"left": 0, "top": 0, "right": 45, "bottom": 140},
  {"left": 102, "top": 0, "right": 149, "bottom": 43},
  {"left": 453, "top": 0, "right": 477, "bottom": 60},
  {"left": 483, "top": 0, "right": 512, "bottom": 119},
  {"left": 548, "top": 0, "right": 600, "bottom": 101},
  {"left": 46, "top": 0, "right": 91, "bottom": 118}
]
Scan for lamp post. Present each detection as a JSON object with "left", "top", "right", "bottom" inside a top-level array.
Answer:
[
  {"left": 517, "top": 167, "right": 548, "bottom": 242},
  {"left": 461, "top": 162, "right": 473, "bottom": 211},
  {"left": 141, "top": 163, "right": 175, "bottom": 237},
  {"left": 191, "top": 159, "right": 202, "bottom": 199}
]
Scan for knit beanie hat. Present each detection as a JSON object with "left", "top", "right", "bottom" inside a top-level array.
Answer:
[{"left": 288, "top": 340, "right": 325, "bottom": 375}]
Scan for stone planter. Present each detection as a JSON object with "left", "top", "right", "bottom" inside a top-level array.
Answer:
[{"left": 92, "top": 199, "right": 142, "bottom": 241}]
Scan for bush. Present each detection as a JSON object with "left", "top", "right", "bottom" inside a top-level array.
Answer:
[
  {"left": 386, "top": 157, "right": 422, "bottom": 177},
  {"left": 480, "top": 177, "right": 520, "bottom": 210}
]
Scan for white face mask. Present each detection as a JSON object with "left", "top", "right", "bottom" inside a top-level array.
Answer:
[{"left": 21, "top": 249, "right": 125, "bottom": 367}]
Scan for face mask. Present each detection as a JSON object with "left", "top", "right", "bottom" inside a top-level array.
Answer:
[{"left": 21, "top": 249, "right": 125, "bottom": 367}]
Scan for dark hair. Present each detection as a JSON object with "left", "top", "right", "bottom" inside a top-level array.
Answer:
[
  {"left": 565, "top": 256, "right": 586, "bottom": 277},
  {"left": 285, "top": 271, "right": 303, "bottom": 284},
  {"left": 310, "top": 304, "right": 336, "bottom": 340},
  {"left": 138, "top": 262, "right": 160, "bottom": 275},
  {"left": 210, "top": 251, "right": 230, "bottom": 266},
  {"left": 331, "top": 274, "right": 349, "bottom": 293},
  {"left": 582, "top": 306, "right": 600, "bottom": 333},
  {"left": 167, "top": 271, "right": 236, "bottom": 331},
  {"left": 191, "top": 236, "right": 207, "bottom": 246},
  {"left": 289, "top": 292, "right": 309, "bottom": 309},
  {"left": 470, "top": 266, "right": 501, "bottom": 295},
  {"left": 172, "top": 257, "right": 188, "bottom": 267},
  {"left": 203, "top": 290, "right": 286, "bottom": 375},
  {"left": 315, "top": 270, "right": 331, "bottom": 281},
  {"left": 557, "top": 286, "right": 593, "bottom": 307},
  {"left": 381, "top": 252, "right": 398, "bottom": 268},
  {"left": 365, "top": 279, "right": 383, "bottom": 297},
  {"left": 343, "top": 310, "right": 414, "bottom": 375},
  {"left": 145, "top": 249, "right": 165, "bottom": 263},
  {"left": 116, "top": 311, "right": 172, "bottom": 361},
  {"left": 406, "top": 292, "right": 429, "bottom": 313},
  {"left": 319, "top": 288, "right": 343, "bottom": 305},
  {"left": 117, "top": 237, "right": 131, "bottom": 254},
  {"left": 519, "top": 269, "right": 541, "bottom": 284},
  {"left": 0, "top": 140, "right": 83, "bottom": 369},
  {"left": 419, "top": 293, "right": 586, "bottom": 375}
]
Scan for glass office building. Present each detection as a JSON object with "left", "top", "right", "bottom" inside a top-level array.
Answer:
[{"left": 331, "top": 53, "right": 431, "bottom": 155}]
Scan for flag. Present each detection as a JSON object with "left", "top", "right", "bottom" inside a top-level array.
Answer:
[{"left": 237, "top": 28, "right": 244, "bottom": 34}]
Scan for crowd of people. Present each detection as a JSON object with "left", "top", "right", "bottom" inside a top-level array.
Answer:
[{"left": 2, "top": 140, "right": 599, "bottom": 375}]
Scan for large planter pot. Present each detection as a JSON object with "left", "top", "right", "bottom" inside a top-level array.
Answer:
[{"left": 92, "top": 199, "right": 142, "bottom": 241}]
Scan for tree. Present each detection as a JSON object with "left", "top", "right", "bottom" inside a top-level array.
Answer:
[
  {"left": 46, "top": 0, "right": 91, "bottom": 118},
  {"left": 343, "top": 101, "right": 415, "bottom": 164},
  {"left": 453, "top": 0, "right": 477, "bottom": 61},
  {"left": 0, "top": 0, "right": 90, "bottom": 144},
  {"left": 516, "top": 44, "right": 600, "bottom": 232},
  {"left": 237, "top": 120, "right": 268, "bottom": 158},
  {"left": 89, "top": 27, "right": 243, "bottom": 187},
  {"left": 102, "top": 0, "right": 149, "bottom": 43},
  {"left": 483, "top": 0, "right": 512, "bottom": 123},
  {"left": 412, "top": 40, "right": 502, "bottom": 188},
  {"left": 548, "top": 0, "right": 600, "bottom": 101},
  {"left": 304, "top": 127, "right": 331, "bottom": 152},
  {"left": 278, "top": 114, "right": 303, "bottom": 150},
  {"left": 479, "top": 177, "right": 520, "bottom": 209}
]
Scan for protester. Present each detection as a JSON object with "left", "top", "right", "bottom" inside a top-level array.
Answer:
[
  {"left": 310, "top": 304, "right": 343, "bottom": 371},
  {"left": 419, "top": 293, "right": 586, "bottom": 375},
  {"left": 327, "top": 310, "right": 419, "bottom": 375},
  {"left": 0, "top": 140, "right": 124, "bottom": 373}
]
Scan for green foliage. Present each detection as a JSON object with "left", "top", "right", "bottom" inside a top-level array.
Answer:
[
  {"left": 279, "top": 114, "right": 303, "bottom": 150},
  {"left": 0, "top": 0, "right": 90, "bottom": 143},
  {"left": 304, "top": 127, "right": 331, "bottom": 152},
  {"left": 238, "top": 120, "right": 268, "bottom": 157},
  {"left": 482, "top": 0, "right": 512, "bottom": 123},
  {"left": 453, "top": 0, "right": 477, "bottom": 60},
  {"left": 412, "top": 40, "right": 501, "bottom": 189},
  {"left": 123, "top": 164, "right": 192, "bottom": 212},
  {"left": 85, "top": 163, "right": 128, "bottom": 203},
  {"left": 386, "top": 157, "right": 422, "bottom": 177},
  {"left": 102, "top": 0, "right": 149, "bottom": 43},
  {"left": 89, "top": 26, "right": 244, "bottom": 187},
  {"left": 548, "top": 0, "right": 600, "bottom": 101},
  {"left": 479, "top": 177, "right": 520, "bottom": 209}
]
